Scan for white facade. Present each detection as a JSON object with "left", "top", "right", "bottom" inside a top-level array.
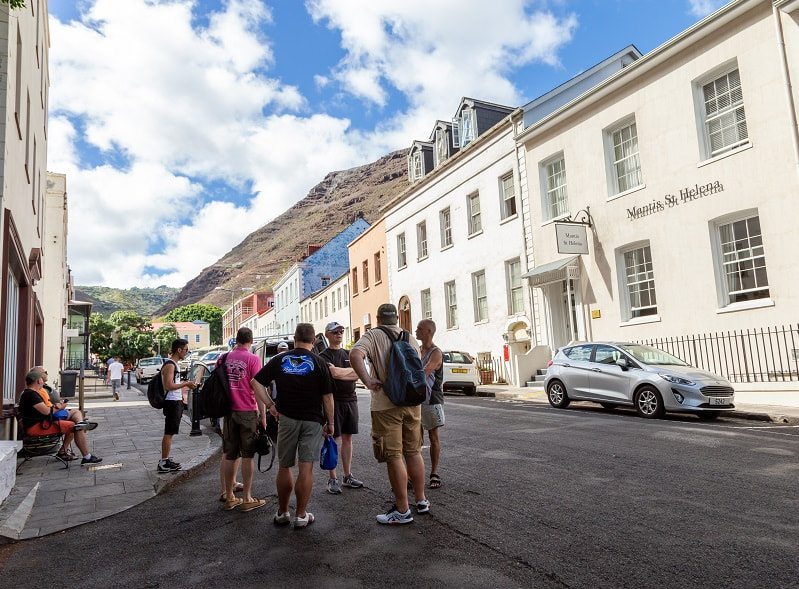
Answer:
[
  {"left": 41, "top": 172, "right": 68, "bottom": 373},
  {"left": 385, "top": 113, "right": 533, "bottom": 385},
  {"left": 273, "top": 264, "right": 302, "bottom": 337},
  {"left": 516, "top": 0, "right": 799, "bottom": 383},
  {"left": 299, "top": 271, "right": 352, "bottom": 342}
]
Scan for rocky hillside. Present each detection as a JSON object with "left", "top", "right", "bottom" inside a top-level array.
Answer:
[
  {"left": 158, "top": 148, "right": 410, "bottom": 313},
  {"left": 75, "top": 285, "right": 181, "bottom": 317}
]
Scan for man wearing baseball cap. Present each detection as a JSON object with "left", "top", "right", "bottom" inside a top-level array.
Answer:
[
  {"left": 319, "top": 321, "right": 363, "bottom": 494},
  {"left": 350, "top": 303, "right": 429, "bottom": 524}
]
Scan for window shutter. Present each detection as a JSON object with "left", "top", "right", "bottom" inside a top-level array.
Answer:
[{"left": 451, "top": 118, "right": 460, "bottom": 148}]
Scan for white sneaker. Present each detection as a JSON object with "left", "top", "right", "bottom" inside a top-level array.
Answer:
[
  {"left": 273, "top": 511, "right": 291, "bottom": 526},
  {"left": 376, "top": 505, "right": 413, "bottom": 525},
  {"left": 416, "top": 499, "right": 431, "bottom": 514},
  {"left": 294, "top": 512, "right": 315, "bottom": 529}
]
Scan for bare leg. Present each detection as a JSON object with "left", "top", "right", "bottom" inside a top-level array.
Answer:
[
  {"left": 340, "top": 433, "right": 353, "bottom": 476},
  {"left": 241, "top": 457, "right": 255, "bottom": 502},
  {"left": 428, "top": 428, "right": 441, "bottom": 475},
  {"left": 220, "top": 457, "right": 242, "bottom": 498},
  {"left": 406, "top": 452, "right": 426, "bottom": 503},
  {"left": 161, "top": 434, "right": 172, "bottom": 460},
  {"left": 386, "top": 457, "right": 409, "bottom": 512},
  {"left": 276, "top": 466, "right": 294, "bottom": 514},
  {"left": 73, "top": 431, "right": 90, "bottom": 456},
  {"left": 294, "top": 461, "right": 314, "bottom": 517},
  {"left": 222, "top": 457, "right": 237, "bottom": 499},
  {"left": 59, "top": 432, "right": 75, "bottom": 454}
]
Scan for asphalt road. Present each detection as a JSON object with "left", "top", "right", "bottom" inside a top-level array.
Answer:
[{"left": 1, "top": 393, "right": 797, "bottom": 589}]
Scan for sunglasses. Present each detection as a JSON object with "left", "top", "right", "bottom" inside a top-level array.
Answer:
[{"left": 329, "top": 330, "right": 345, "bottom": 335}]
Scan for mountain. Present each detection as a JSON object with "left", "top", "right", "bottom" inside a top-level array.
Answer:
[
  {"left": 75, "top": 285, "right": 181, "bottom": 317},
  {"left": 158, "top": 148, "right": 410, "bottom": 313}
]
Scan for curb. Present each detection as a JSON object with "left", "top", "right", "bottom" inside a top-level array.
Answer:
[
  {"left": 483, "top": 390, "right": 799, "bottom": 424},
  {"left": 154, "top": 436, "right": 222, "bottom": 495}
]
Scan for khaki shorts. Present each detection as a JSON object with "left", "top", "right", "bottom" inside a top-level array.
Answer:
[
  {"left": 421, "top": 403, "right": 445, "bottom": 430},
  {"left": 277, "top": 415, "right": 323, "bottom": 468},
  {"left": 222, "top": 410, "right": 259, "bottom": 460},
  {"left": 370, "top": 405, "right": 422, "bottom": 463}
]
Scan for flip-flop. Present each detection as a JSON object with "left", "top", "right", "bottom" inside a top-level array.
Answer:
[{"left": 429, "top": 473, "right": 442, "bottom": 489}]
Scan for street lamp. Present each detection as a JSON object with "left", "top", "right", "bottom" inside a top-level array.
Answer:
[{"left": 215, "top": 287, "right": 254, "bottom": 341}]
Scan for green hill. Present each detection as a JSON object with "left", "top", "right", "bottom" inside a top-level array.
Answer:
[{"left": 75, "top": 285, "right": 180, "bottom": 318}]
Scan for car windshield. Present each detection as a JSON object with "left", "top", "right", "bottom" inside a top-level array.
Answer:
[
  {"left": 618, "top": 344, "right": 688, "bottom": 366},
  {"left": 201, "top": 352, "right": 222, "bottom": 362},
  {"left": 444, "top": 352, "right": 472, "bottom": 364},
  {"left": 140, "top": 358, "right": 161, "bottom": 366}
]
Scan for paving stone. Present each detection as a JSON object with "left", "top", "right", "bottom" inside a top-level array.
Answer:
[
  {"left": 96, "top": 489, "right": 155, "bottom": 511},
  {"left": 36, "top": 489, "right": 67, "bottom": 504},
  {"left": 64, "top": 482, "right": 125, "bottom": 502}
]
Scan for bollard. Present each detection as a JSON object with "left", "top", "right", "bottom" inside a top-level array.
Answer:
[
  {"left": 126, "top": 370, "right": 131, "bottom": 390},
  {"left": 189, "top": 386, "right": 203, "bottom": 436}
]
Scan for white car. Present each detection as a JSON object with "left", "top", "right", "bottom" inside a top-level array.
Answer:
[
  {"left": 135, "top": 357, "right": 164, "bottom": 384},
  {"left": 442, "top": 351, "right": 480, "bottom": 396}
]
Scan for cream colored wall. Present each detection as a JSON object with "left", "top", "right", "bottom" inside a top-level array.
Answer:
[
  {"left": 298, "top": 272, "right": 351, "bottom": 341},
  {"left": 521, "top": 2, "right": 798, "bottom": 342},
  {"left": 41, "top": 172, "right": 67, "bottom": 372},
  {"left": 348, "top": 217, "right": 388, "bottom": 340}
]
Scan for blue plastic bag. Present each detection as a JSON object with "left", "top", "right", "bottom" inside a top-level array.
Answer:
[{"left": 320, "top": 436, "right": 338, "bottom": 470}]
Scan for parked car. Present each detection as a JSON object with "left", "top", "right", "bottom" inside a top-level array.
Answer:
[
  {"left": 442, "top": 351, "right": 479, "bottom": 396},
  {"left": 199, "top": 351, "right": 225, "bottom": 364},
  {"left": 178, "top": 351, "right": 201, "bottom": 376},
  {"left": 135, "top": 357, "right": 165, "bottom": 384},
  {"left": 545, "top": 342, "right": 735, "bottom": 419},
  {"left": 251, "top": 338, "right": 294, "bottom": 366}
]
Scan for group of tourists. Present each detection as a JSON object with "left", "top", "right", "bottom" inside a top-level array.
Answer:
[{"left": 158, "top": 302, "right": 445, "bottom": 528}]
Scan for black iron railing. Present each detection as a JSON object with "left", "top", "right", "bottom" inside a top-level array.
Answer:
[{"left": 638, "top": 324, "right": 799, "bottom": 383}]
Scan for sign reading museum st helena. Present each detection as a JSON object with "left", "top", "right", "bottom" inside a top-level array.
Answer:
[{"left": 626, "top": 180, "right": 723, "bottom": 221}]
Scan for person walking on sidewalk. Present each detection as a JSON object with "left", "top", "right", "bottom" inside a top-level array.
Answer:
[
  {"left": 216, "top": 327, "right": 266, "bottom": 512},
  {"left": 349, "top": 303, "right": 429, "bottom": 525},
  {"left": 251, "top": 323, "right": 335, "bottom": 529},
  {"left": 108, "top": 357, "right": 124, "bottom": 401},
  {"left": 18, "top": 369, "right": 102, "bottom": 466},
  {"left": 320, "top": 321, "right": 364, "bottom": 494},
  {"left": 158, "top": 339, "right": 197, "bottom": 473},
  {"left": 416, "top": 319, "right": 444, "bottom": 489}
]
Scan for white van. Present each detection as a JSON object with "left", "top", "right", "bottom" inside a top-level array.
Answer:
[{"left": 135, "top": 357, "right": 165, "bottom": 384}]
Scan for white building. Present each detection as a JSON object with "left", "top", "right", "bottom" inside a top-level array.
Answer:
[
  {"left": 273, "top": 264, "right": 302, "bottom": 337},
  {"left": 385, "top": 99, "right": 532, "bottom": 384},
  {"left": 516, "top": 0, "right": 799, "bottom": 387},
  {"left": 41, "top": 172, "right": 69, "bottom": 374},
  {"left": 299, "top": 271, "right": 352, "bottom": 342}
]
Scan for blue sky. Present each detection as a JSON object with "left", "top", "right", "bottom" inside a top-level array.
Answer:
[{"left": 46, "top": 0, "right": 727, "bottom": 288}]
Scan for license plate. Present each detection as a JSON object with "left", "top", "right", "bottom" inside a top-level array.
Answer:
[
  {"left": 452, "top": 368, "right": 467, "bottom": 374},
  {"left": 710, "top": 397, "right": 731, "bottom": 406}
]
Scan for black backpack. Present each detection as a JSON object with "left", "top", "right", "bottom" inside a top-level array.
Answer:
[
  {"left": 147, "top": 360, "right": 176, "bottom": 409},
  {"left": 199, "top": 354, "right": 231, "bottom": 419},
  {"left": 375, "top": 327, "right": 427, "bottom": 407}
]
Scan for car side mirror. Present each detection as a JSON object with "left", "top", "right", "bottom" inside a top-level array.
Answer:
[{"left": 615, "top": 358, "right": 629, "bottom": 370}]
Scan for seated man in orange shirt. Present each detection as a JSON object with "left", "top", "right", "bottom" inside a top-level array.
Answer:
[{"left": 18, "top": 370, "right": 102, "bottom": 466}]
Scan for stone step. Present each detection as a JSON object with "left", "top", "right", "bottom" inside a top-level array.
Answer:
[{"left": 525, "top": 381, "right": 546, "bottom": 389}]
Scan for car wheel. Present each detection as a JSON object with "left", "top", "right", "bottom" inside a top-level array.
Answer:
[
  {"left": 635, "top": 386, "right": 665, "bottom": 419},
  {"left": 599, "top": 402, "right": 617, "bottom": 410},
  {"left": 697, "top": 411, "right": 720, "bottom": 420},
  {"left": 547, "top": 380, "right": 570, "bottom": 409},
  {"left": 464, "top": 386, "right": 477, "bottom": 396}
]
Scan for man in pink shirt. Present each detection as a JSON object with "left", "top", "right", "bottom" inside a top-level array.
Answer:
[{"left": 216, "top": 327, "right": 266, "bottom": 512}]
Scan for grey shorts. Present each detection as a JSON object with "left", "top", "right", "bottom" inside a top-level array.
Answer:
[
  {"left": 421, "top": 403, "right": 445, "bottom": 430},
  {"left": 276, "top": 415, "right": 324, "bottom": 468}
]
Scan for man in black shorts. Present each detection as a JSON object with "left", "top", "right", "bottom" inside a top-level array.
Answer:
[{"left": 320, "top": 321, "right": 363, "bottom": 494}]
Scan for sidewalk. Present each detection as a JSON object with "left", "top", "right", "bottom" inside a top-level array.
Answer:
[
  {"left": 0, "top": 378, "right": 221, "bottom": 541},
  {"left": 478, "top": 384, "right": 799, "bottom": 424}
]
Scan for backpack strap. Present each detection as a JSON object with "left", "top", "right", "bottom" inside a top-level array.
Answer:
[{"left": 375, "top": 325, "right": 397, "bottom": 342}]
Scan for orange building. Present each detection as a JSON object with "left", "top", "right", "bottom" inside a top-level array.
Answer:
[{"left": 347, "top": 217, "right": 389, "bottom": 341}]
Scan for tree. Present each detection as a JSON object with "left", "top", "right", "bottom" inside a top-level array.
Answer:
[
  {"left": 164, "top": 304, "right": 224, "bottom": 344},
  {"left": 110, "top": 329, "right": 154, "bottom": 361},
  {"left": 109, "top": 310, "right": 151, "bottom": 331},
  {"left": 154, "top": 325, "right": 178, "bottom": 357},
  {"left": 1, "top": 1, "right": 27, "bottom": 9},
  {"left": 89, "top": 313, "right": 115, "bottom": 359}
]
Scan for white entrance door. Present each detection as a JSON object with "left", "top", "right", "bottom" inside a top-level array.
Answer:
[{"left": 544, "top": 279, "right": 579, "bottom": 350}]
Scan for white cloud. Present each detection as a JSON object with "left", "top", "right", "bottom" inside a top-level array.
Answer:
[
  {"left": 307, "top": 0, "right": 577, "bottom": 141},
  {"left": 50, "top": 0, "right": 577, "bottom": 289},
  {"left": 687, "top": 0, "right": 727, "bottom": 18}
]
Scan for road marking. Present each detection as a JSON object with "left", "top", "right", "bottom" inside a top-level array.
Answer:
[{"left": 87, "top": 463, "right": 124, "bottom": 471}]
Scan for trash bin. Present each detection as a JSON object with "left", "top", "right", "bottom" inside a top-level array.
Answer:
[{"left": 59, "top": 370, "right": 79, "bottom": 398}]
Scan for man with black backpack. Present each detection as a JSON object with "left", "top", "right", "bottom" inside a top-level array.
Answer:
[
  {"left": 158, "top": 339, "right": 197, "bottom": 473},
  {"left": 350, "top": 303, "right": 430, "bottom": 525}
]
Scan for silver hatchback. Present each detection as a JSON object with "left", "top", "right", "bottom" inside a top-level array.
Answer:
[{"left": 544, "top": 342, "right": 735, "bottom": 419}]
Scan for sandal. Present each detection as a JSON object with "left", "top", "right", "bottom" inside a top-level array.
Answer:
[
  {"left": 57, "top": 451, "right": 78, "bottom": 461},
  {"left": 429, "top": 473, "right": 442, "bottom": 489}
]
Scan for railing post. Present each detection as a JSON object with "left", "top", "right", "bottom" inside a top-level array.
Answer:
[{"left": 189, "top": 388, "right": 203, "bottom": 436}]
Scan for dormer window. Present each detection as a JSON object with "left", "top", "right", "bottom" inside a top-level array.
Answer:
[
  {"left": 409, "top": 151, "right": 423, "bottom": 182},
  {"left": 460, "top": 109, "right": 475, "bottom": 147},
  {"left": 435, "top": 129, "right": 448, "bottom": 167}
]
